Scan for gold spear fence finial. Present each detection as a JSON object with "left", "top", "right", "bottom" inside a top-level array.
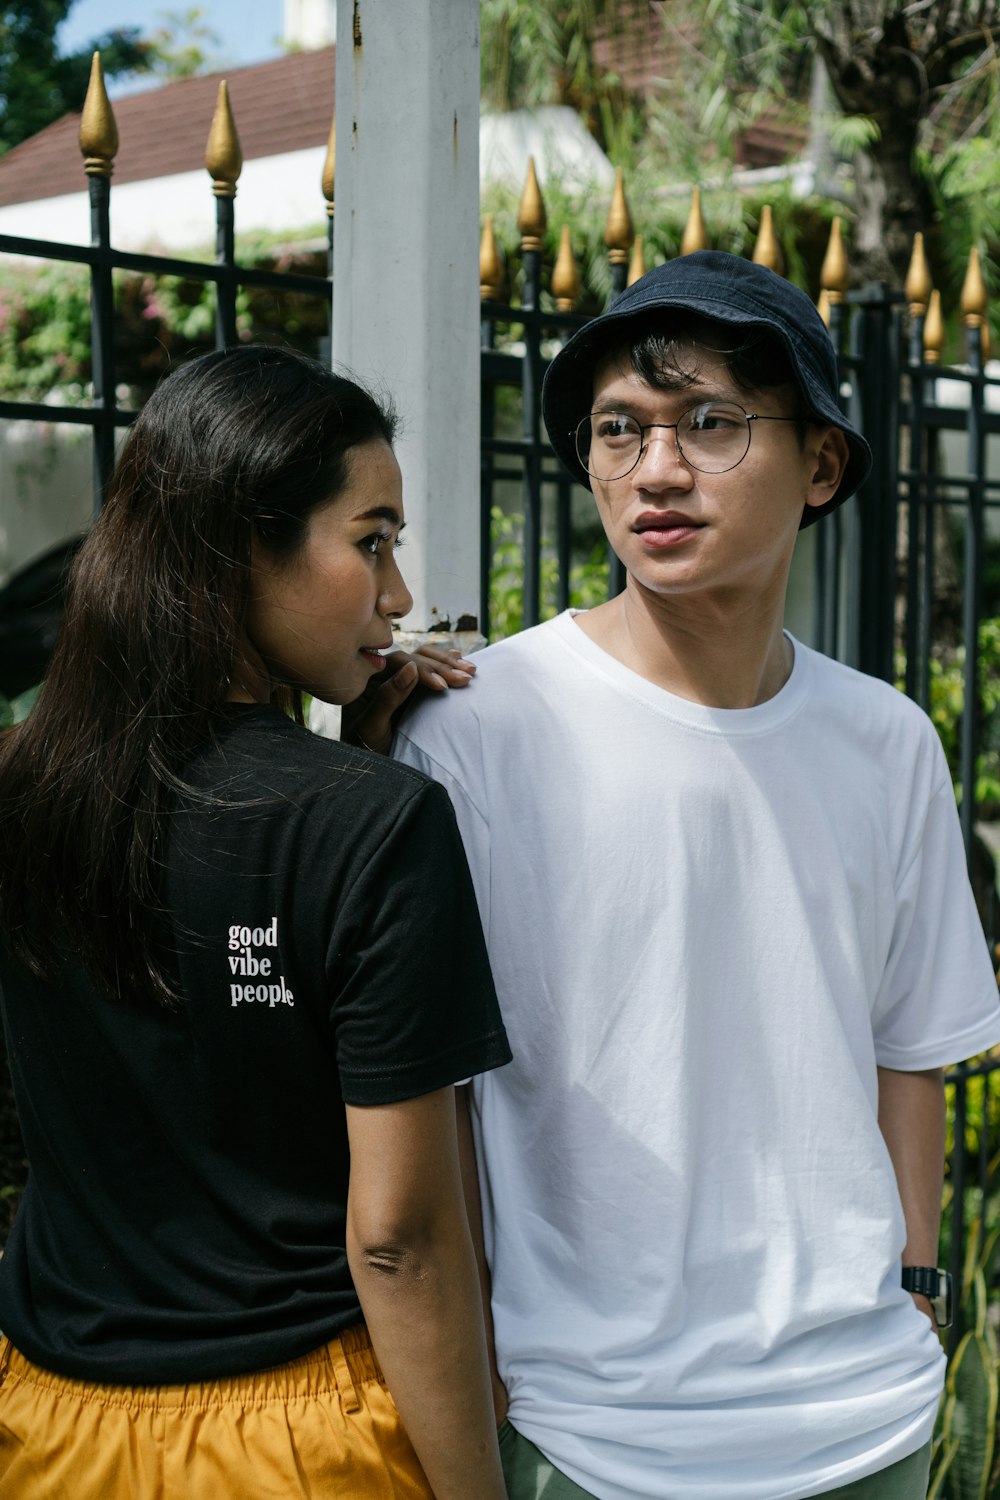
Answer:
[
  {"left": 962, "top": 246, "right": 990, "bottom": 362},
  {"left": 517, "top": 157, "right": 547, "bottom": 251},
  {"left": 924, "top": 289, "right": 944, "bottom": 364},
  {"left": 752, "top": 205, "right": 782, "bottom": 274},
  {"left": 820, "top": 217, "right": 848, "bottom": 306},
  {"left": 628, "top": 233, "right": 646, "bottom": 287},
  {"left": 816, "top": 288, "right": 831, "bottom": 329},
  {"left": 205, "top": 81, "right": 243, "bottom": 199},
  {"left": 552, "top": 225, "right": 581, "bottom": 311},
  {"left": 961, "top": 246, "right": 988, "bottom": 329},
  {"left": 604, "top": 168, "right": 634, "bottom": 266},
  {"left": 322, "top": 116, "right": 335, "bottom": 217},
  {"left": 680, "top": 187, "right": 707, "bottom": 257},
  {"left": 904, "top": 232, "right": 932, "bottom": 318},
  {"left": 79, "top": 52, "right": 119, "bottom": 178},
  {"left": 479, "top": 214, "right": 504, "bottom": 301}
]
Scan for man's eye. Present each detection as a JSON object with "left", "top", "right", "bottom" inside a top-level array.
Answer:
[
  {"left": 595, "top": 416, "right": 636, "bottom": 441},
  {"left": 686, "top": 404, "right": 743, "bottom": 434}
]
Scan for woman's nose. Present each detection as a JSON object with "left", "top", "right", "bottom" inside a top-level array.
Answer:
[{"left": 380, "top": 556, "right": 413, "bottom": 620}]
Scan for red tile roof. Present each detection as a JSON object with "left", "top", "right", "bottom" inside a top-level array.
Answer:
[{"left": 0, "top": 46, "right": 335, "bottom": 209}]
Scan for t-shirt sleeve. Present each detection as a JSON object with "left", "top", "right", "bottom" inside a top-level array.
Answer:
[
  {"left": 326, "top": 779, "right": 510, "bottom": 1105},
  {"left": 394, "top": 726, "right": 491, "bottom": 936},
  {"left": 872, "top": 775, "right": 1000, "bottom": 1069}
]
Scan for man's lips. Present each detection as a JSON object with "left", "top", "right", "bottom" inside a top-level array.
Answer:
[{"left": 632, "top": 511, "right": 705, "bottom": 547}]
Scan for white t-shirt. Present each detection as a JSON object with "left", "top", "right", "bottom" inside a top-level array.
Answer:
[{"left": 395, "top": 612, "right": 1000, "bottom": 1500}]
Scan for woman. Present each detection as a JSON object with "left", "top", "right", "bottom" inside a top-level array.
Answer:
[{"left": 0, "top": 346, "right": 511, "bottom": 1499}]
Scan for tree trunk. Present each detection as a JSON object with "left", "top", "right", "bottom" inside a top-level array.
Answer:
[{"left": 852, "top": 129, "right": 931, "bottom": 286}]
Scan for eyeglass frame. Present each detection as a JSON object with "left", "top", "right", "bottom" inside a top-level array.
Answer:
[{"left": 572, "top": 401, "right": 805, "bottom": 482}]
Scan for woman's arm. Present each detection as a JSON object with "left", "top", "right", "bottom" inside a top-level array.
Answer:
[{"left": 346, "top": 1086, "right": 507, "bottom": 1500}]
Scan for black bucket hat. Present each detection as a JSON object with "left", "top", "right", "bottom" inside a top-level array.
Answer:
[{"left": 541, "top": 250, "right": 872, "bottom": 528}]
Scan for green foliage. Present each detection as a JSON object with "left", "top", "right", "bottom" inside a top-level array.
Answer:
[
  {"left": 916, "top": 621, "right": 1000, "bottom": 818},
  {"left": 944, "top": 1316, "right": 997, "bottom": 1500},
  {"left": 0, "top": 685, "right": 40, "bottom": 729},
  {"left": 479, "top": 0, "right": 640, "bottom": 156},
  {"left": 143, "top": 7, "right": 222, "bottom": 81},
  {"left": 0, "top": 0, "right": 151, "bottom": 156},
  {"left": 0, "top": 259, "right": 91, "bottom": 400},
  {"left": 930, "top": 1204, "right": 1000, "bottom": 1500},
  {"left": 0, "top": 229, "right": 331, "bottom": 405},
  {"left": 827, "top": 114, "right": 881, "bottom": 160},
  {"left": 487, "top": 507, "right": 608, "bottom": 641}
]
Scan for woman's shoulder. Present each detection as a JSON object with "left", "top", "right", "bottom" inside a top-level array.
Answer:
[{"left": 184, "top": 704, "right": 441, "bottom": 816}]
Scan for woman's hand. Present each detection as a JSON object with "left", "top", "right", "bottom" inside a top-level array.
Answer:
[{"left": 342, "top": 645, "right": 476, "bottom": 755}]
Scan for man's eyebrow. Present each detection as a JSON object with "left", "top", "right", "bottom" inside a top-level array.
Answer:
[{"left": 591, "top": 383, "right": 740, "bottom": 411}]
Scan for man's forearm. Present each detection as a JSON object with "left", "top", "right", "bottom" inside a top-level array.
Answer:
[{"left": 877, "top": 1065, "right": 946, "bottom": 1319}]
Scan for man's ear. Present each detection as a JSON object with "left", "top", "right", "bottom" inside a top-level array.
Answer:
[{"left": 803, "top": 426, "right": 849, "bottom": 513}]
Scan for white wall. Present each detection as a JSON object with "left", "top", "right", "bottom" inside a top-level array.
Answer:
[{"left": 0, "top": 147, "right": 330, "bottom": 253}]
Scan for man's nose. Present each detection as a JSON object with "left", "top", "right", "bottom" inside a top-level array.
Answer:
[{"left": 632, "top": 426, "right": 692, "bottom": 485}]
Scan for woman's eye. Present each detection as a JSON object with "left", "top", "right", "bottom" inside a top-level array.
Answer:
[{"left": 360, "top": 532, "right": 404, "bottom": 556}]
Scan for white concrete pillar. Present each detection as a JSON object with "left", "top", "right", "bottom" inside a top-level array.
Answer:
[{"left": 333, "top": 0, "right": 481, "bottom": 637}]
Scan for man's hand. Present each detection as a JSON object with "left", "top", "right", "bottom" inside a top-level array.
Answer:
[
  {"left": 342, "top": 645, "right": 476, "bottom": 754},
  {"left": 910, "top": 1293, "right": 936, "bottom": 1328}
]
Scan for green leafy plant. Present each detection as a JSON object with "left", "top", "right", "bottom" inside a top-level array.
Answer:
[
  {"left": 929, "top": 1190, "right": 1000, "bottom": 1499},
  {"left": 0, "top": 685, "right": 40, "bottom": 729},
  {"left": 0, "top": 228, "right": 330, "bottom": 406},
  {"left": 487, "top": 506, "right": 608, "bottom": 641},
  {"left": 923, "top": 621, "right": 1000, "bottom": 818}
]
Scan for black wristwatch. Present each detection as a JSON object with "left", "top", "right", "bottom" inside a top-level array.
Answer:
[{"left": 902, "top": 1267, "right": 952, "bottom": 1328}]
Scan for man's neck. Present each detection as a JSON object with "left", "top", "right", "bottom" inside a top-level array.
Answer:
[{"left": 574, "top": 582, "right": 794, "bottom": 709}]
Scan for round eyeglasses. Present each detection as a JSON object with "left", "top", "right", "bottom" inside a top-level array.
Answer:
[{"left": 573, "top": 401, "right": 802, "bottom": 482}]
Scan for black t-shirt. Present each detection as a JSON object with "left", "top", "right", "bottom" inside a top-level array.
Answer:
[{"left": 0, "top": 706, "right": 510, "bottom": 1383}]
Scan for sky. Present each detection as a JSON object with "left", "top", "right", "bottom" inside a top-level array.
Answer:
[{"left": 58, "top": 1, "right": 287, "bottom": 78}]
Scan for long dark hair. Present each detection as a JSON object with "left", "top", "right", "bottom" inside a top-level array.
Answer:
[{"left": 0, "top": 345, "right": 396, "bottom": 1005}]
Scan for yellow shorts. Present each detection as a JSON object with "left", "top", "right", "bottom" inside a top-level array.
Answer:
[{"left": 0, "top": 1323, "right": 434, "bottom": 1500}]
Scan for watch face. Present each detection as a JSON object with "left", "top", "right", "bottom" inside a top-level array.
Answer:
[{"left": 933, "top": 1273, "right": 953, "bottom": 1330}]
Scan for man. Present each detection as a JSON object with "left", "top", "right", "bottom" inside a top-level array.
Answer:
[{"left": 394, "top": 252, "right": 1000, "bottom": 1500}]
